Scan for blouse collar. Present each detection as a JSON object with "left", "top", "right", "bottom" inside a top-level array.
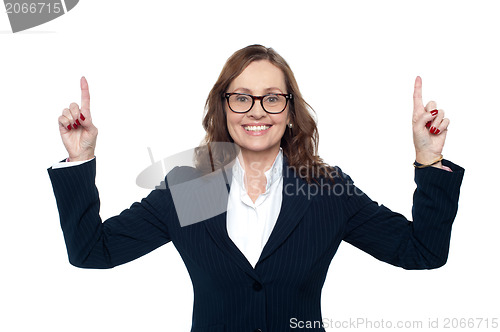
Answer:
[{"left": 232, "top": 147, "right": 283, "bottom": 193}]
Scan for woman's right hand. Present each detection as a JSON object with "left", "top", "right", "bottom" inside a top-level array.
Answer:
[{"left": 58, "top": 76, "right": 98, "bottom": 162}]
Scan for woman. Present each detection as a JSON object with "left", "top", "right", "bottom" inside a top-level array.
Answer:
[{"left": 48, "top": 45, "right": 465, "bottom": 332}]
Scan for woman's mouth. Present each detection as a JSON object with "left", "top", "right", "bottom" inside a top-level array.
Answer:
[{"left": 242, "top": 125, "right": 272, "bottom": 135}]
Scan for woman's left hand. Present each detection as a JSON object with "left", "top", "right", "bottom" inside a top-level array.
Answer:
[{"left": 412, "top": 76, "right": 450, "bottom": 166}]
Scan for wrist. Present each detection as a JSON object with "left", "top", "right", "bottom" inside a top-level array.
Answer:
[
  {"left": 68, "top": 153, "right": 94, "bottom": 162},
  {"left": 430, "top": 161, "right": 443, "bottom": 169},
  {"left": 414, "top": 153, "right": 443, "bottom": 169},
  {"left": 415, "top": 151, "right": 442, "bottom": 165}
]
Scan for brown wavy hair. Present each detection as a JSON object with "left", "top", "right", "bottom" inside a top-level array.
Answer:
[{"left": 196, "top": 44, "right": 338, "bottom": 185}]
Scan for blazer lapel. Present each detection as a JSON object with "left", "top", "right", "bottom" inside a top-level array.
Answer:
[
  {"left": 256, "top": 156, "right": 312, "bottom": 266},
  {"left": 202, "top": 163, "right": 261, "bottom": 279},
  {"left": 202, "top": 155, "right": 313, "bottom": 276}
]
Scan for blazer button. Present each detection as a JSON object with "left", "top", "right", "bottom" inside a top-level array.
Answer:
[{"left": 252, "top": 281, "right": 262, "bottom": 291}]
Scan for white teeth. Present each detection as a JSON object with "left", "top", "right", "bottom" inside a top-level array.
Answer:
[{"left": 244, "top": 125, "right": 270, "bottom": 131}]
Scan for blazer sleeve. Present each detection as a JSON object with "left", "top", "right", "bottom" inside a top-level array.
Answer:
[
  {"left": 47, "top": 158, "right": 176, "bottom": 269},
  {"left": 341, "top": 159, "right": 465, "bottom": 269}
]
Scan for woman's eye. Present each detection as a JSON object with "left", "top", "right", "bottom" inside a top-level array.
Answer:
[
  {"left": 265, "top": 96, "right": 279, "bottom": 103},
  {"left": 236, "top": 96, "right": 250, "bottom": 102}
]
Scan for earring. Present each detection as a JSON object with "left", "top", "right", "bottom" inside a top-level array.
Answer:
[{"left": 288, "top": 123, "right": 293, "bottom": 128}]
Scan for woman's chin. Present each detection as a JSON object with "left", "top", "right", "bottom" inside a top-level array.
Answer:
[{"left": 238, "top": 142, "right": 279, "bottom": 154}]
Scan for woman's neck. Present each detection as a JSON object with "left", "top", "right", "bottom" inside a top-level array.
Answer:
[
  {"left": 238, "top": 146, "right": 281, "bottom": 178},
  {"left": 237, "top": 146, "right": 281, "bottom": 203}
]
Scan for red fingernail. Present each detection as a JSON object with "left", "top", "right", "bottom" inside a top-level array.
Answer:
[
  {"left": 430, "top": 126, "right": 436, "bottom": 134},
  {"left": 80, "top": 114, "right": 86, "bottom": 121},
  {"left": 431, "top": 109, "right": 438, "bottom": 116},
  {"left": 73, "top": 124, "right": 78, "bottom": 129},
  {"left": 75, "top": 119, "right": 81, "bottom": 126},
  {"left": 425, "top": 121, "right": 431, "bottom": 128},
  {"left": 435, "top": 129, "right": 440, "bottom": 134},
  {"left": 67, "top": 125, "right": 72, "bottom": 131}
]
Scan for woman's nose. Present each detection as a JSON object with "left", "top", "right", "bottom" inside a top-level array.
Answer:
[{"left": 247, "top": 100, "right": 266, "bottom": 118}]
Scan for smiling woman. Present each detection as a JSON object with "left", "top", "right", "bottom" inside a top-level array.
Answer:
[
  {"left": 47, "top": 44, "right": 465, "bottom": 332},
  {"left": 201, "top": 45, "right": 338, "bottom": 188}
]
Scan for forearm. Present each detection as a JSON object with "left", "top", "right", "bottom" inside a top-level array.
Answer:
[
  {"left": 406, "top": 159, "right": 465, "bottom": 267},
  {"left": 48, "top": 158, "right": 107, "bottom": 267}
]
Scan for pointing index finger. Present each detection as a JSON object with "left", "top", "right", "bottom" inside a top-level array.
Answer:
[
  {"left": 81, "top": 76, "right": 90, "bottom": 113},
  {"left": 413, "top": 76, "right": 425, "bottom": 114}
]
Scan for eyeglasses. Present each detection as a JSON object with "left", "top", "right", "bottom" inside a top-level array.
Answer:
[{"left": 224, "top": 92, "right": 292, "bottom": 114}]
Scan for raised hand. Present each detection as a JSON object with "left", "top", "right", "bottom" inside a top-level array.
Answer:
[
  {"left": 58, "top": 77, "right": 98, "bottom": 161},
  {"left": 412, "top": 76, "right": 449, "bottom": 166}
]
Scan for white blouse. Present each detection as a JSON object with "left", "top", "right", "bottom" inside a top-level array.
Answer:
[{"left": 226, "top": 148, "right": 283, "bottom": 268}]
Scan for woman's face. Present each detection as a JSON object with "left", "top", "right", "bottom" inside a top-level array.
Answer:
[{"left": 225, "top": 60, "right": 289, "bottom": 156}]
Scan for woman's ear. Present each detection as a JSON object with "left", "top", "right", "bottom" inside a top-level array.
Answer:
[{"left": 286, "top": 111, "right": 293, "bottom": 126}]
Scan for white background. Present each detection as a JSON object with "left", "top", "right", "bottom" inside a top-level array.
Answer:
[{"left": 1, "top": 1, "right": 498, "bottom": 331}]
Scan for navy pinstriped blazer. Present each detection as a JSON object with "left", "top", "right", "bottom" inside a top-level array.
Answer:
[{"left": 47, "top": 156, "right": 464, "bottom": 332}]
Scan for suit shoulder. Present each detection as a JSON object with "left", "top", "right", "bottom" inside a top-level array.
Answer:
[
  {"left": 310, "top": 164, "right": 351, "bottom": 185},
  {"left": 163, "top": 166, "right": 202, "bottom": 188}
]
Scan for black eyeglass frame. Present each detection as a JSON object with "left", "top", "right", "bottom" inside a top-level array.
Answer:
[{"left": 224, "top": 92, "right": 293, "bottom": 114}]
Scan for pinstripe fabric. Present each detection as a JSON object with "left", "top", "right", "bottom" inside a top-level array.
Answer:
[{"left": 47, "top": 156, "right": 464, "bottom": 332}]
